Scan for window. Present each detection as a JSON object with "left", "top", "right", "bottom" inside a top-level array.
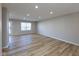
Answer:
[
  {"left": 9, "top": 21, "right": 12, "bottom": 34},
  {"left": 21, "top": 22, "right": 31, "bottom": 31}
]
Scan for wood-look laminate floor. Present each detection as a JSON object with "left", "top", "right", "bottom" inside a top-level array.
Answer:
[{"left": 3, "top": 34, "right": 79, "bottom": 56}]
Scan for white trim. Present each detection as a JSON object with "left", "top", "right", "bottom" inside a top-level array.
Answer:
[
  {"left": 52, "top": 36, "right": 79, "bottom": 46},
  {"left": 39, "top": 33, "right": 79, "bottom": 46}
]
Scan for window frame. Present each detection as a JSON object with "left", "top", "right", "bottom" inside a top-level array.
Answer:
[{"left": 21, "top": 22, "right": 31, "bottom": 31}]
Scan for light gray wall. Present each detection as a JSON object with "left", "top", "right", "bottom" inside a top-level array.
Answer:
[
  {"left": 0, "top": 3, "right": 2, "bottom": 56},
  {"left": 2, "top": 7, "right": 9, "bottom": 48},
  {"left": 10, "top": 20, "right": 37, "bottom": 35},
  {"left": 38, "top": 12, "right": 79, "bottom": 46}
]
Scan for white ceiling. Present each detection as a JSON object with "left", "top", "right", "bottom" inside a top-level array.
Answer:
[{"left": 2, "top": 3, "right": 79, "bottom": 21}]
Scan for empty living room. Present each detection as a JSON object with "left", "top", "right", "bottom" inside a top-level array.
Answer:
[{"left": 0, "top": 3, "right": 79, "bottom": 56}]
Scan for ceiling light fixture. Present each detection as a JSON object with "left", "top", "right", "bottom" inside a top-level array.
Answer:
[
  {"left": 35, "top": 5, "right": 38, "bottom": 9},
  {"left": 38, "top": 16, "right": 41, "bottom": 18},
  {"left": 23, "top": 17, "right": 26, "bottom": 20},
  {"left": 50, "top": 11, "right": 53, "bottom": 14},
  {"left": 27, "top": 14, "right": 30, "bottom": 16}
]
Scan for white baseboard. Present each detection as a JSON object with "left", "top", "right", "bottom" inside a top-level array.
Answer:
[
  {"left": 52, "top": 36, "right": 79, "bottom": 46},
  {"left": 39, "top": 33, "right": 79, "bottom": 46}
]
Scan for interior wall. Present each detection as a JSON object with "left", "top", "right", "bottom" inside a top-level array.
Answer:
[
  {"left": 2, "top": 7, "right": 9, "bottom": 48},
  {"left": 37, "top": 12, "right": 79, "bottom": 46},
  {"left": 0, "top": 3, "right": 2, "bottom": 56},
  {"left": 10, "top": 20, "right": 37, "bottom": 35}
]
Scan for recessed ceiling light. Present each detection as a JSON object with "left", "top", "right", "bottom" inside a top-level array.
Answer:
[
  {"left": 50, "top": 11, "right": 53, "bottom": 14},
  {"left": 23, "top": 17, "right": 26, "bottom": 20},
  {"left": 35, "top": 5, "right": 38, "bottom": 9},
  {"left": 27, "top": 14, "right": 30, "bottom": 16},
  {"left": 38, "top": 16, "right": 41, "bottom": 18}
]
